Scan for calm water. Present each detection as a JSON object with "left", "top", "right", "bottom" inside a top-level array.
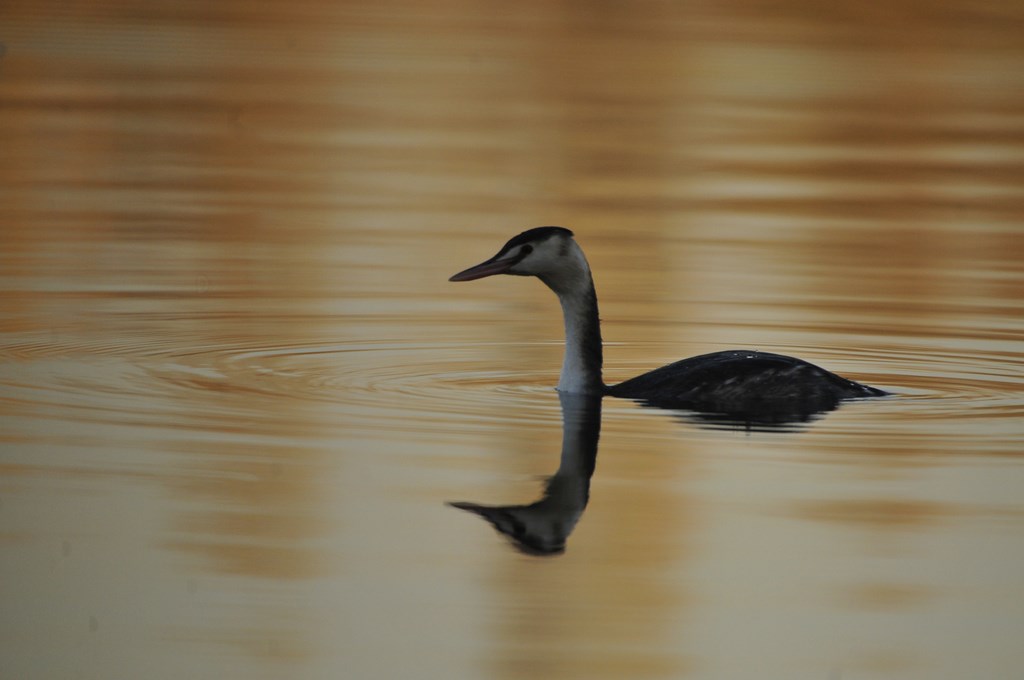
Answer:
[{"left": 2, "top": 1, "right": 1023, "bottom": 679}]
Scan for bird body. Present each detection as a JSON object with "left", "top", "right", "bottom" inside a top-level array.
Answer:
[{"left": 450, "top": 227, "right": 887, "bottom": 419}]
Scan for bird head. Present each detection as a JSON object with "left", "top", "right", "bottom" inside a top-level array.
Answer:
[{"left": 449, "top": 226, "right": 588, "bottom": 293}]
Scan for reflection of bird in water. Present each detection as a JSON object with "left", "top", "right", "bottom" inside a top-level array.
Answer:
[
  {"left": 451, "top": 227, "right": 888, "bottom": 423},
  {"left": 449, "top": 392, "right": 601, "bottom": 556}
]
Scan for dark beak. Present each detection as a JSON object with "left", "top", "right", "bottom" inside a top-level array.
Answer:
[{"left": 449, "top": 254, "right": 516, "bottom": 282}]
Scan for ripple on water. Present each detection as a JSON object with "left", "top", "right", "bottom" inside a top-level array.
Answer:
[
  {"left": 863, "top": 346, "right": 1024, "bottom": 413},
  {"left": 4, "top": 338, "right": 1021, "bottom": 447},
  {"left": 139, "top": 341, "right": 567, "bottom": 435}
]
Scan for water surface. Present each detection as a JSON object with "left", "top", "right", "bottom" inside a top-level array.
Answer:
[{"left": 2, "top": 1, "right": 1023, "bottom": 679}]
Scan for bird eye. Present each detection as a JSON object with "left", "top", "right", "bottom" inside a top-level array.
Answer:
[{"left": 521, "top": 245, "right": 533, "bottom": 255}]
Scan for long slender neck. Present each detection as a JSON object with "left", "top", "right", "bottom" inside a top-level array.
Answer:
[{"left": 541, "top": 270, "right": 604, "bottom": 394}]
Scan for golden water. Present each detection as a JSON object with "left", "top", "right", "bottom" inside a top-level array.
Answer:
[{"left": 2, "top": 1, "right": 1023, "bottom": 678}]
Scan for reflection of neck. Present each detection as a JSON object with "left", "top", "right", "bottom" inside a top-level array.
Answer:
[
  {"left": 449, "top": 391, "right": 603, "bottom": 555},
  {"left": 542, "top": 263, "right": 604, "bottom": 395},
  {"left": 549, "top": 390, "right": 601, "bottom": 498}
]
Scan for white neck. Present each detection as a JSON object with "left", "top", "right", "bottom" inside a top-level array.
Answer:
[
  {"left": 537, "top": 244, "right": 604, "bottom": 394},
  {"left": 557, "top": 290, "right": 602, "bottom": 392}
]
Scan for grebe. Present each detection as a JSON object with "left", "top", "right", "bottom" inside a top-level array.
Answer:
[{"left": 450, "top": 227, "right": 888, "bottom": 419}]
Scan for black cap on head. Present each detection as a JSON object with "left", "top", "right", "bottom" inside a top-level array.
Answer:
[{"left": 500, "top": 226, "right": 573, "bottom": 255}]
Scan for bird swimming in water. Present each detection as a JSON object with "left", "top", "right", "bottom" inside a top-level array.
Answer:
[{"left": 450, "top": 226, "right": 888, "bottom": 421}]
